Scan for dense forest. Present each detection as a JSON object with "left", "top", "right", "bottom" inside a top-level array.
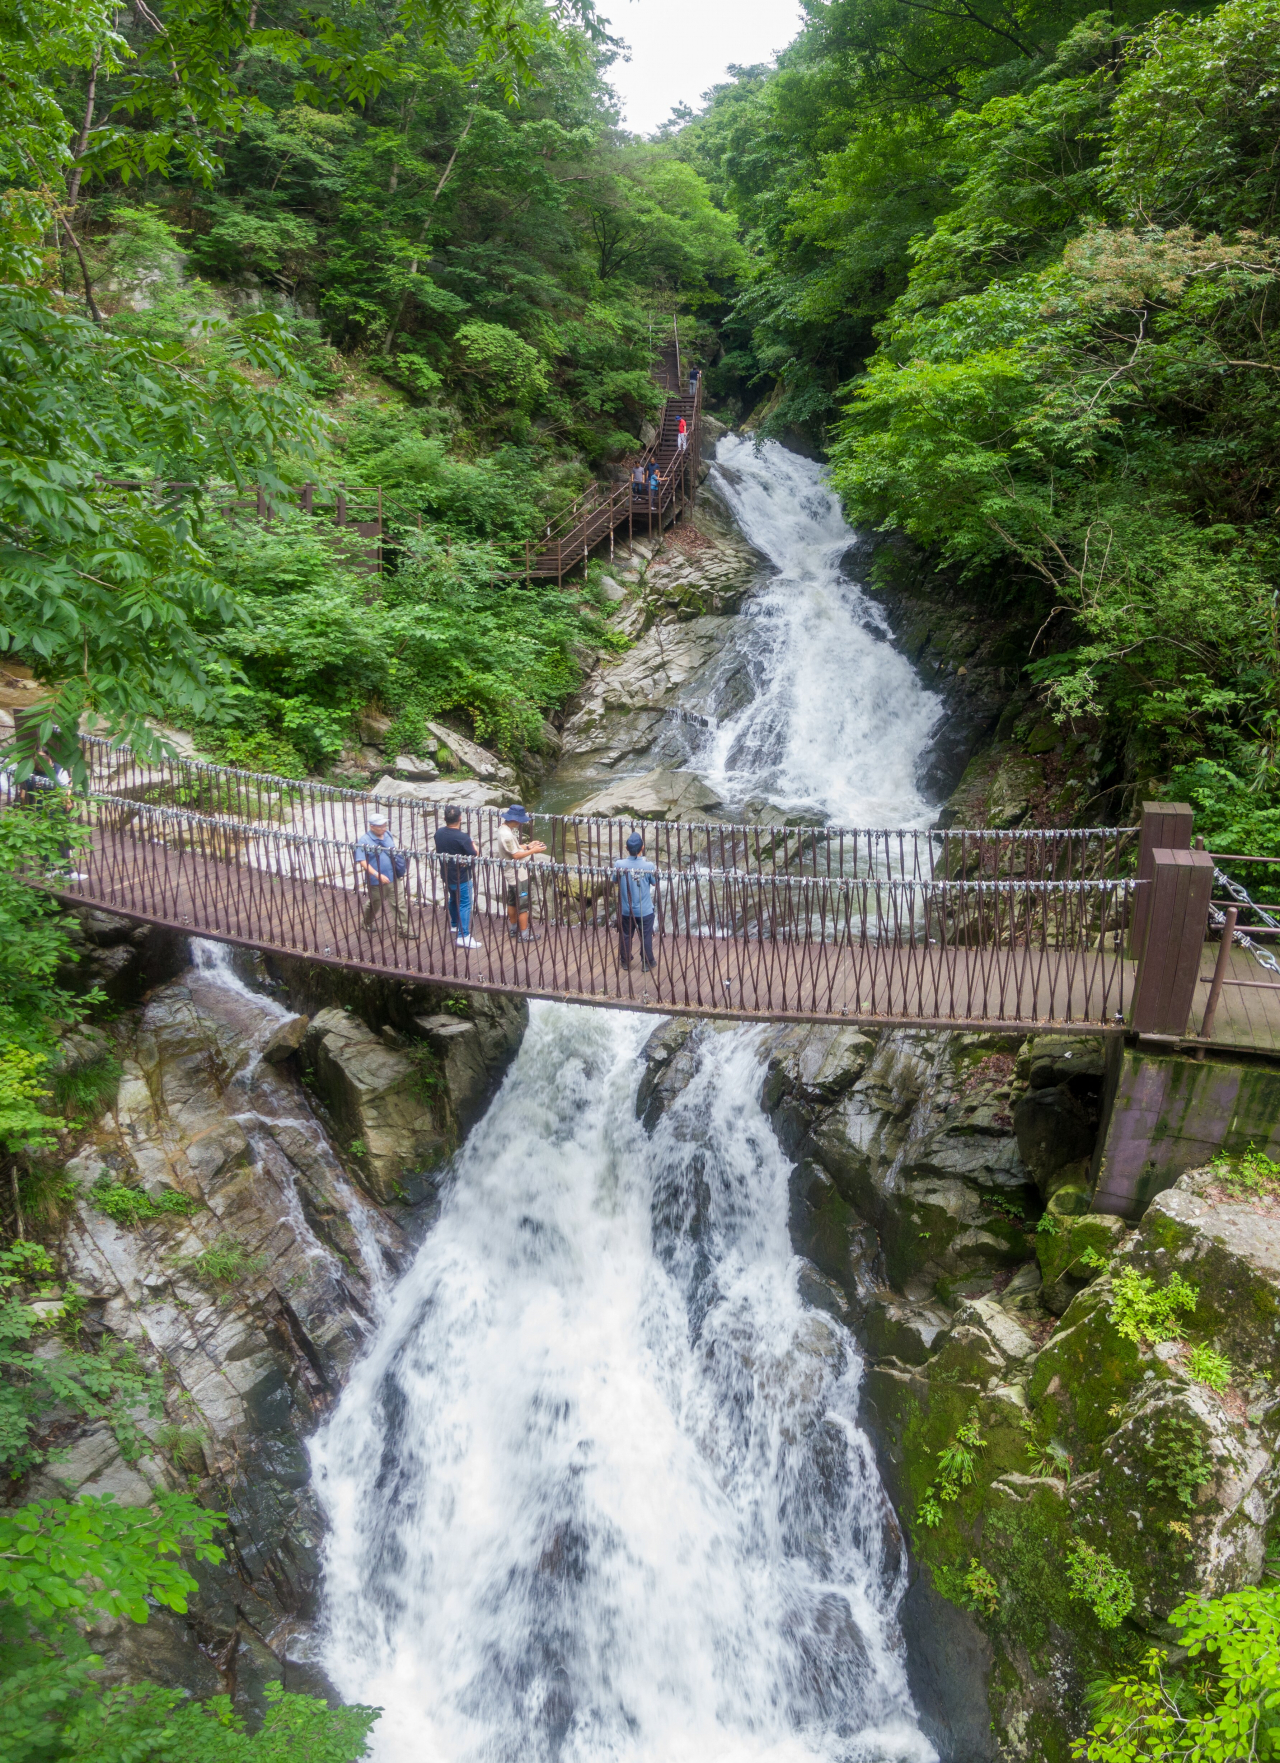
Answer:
[
  {"left": 681, "top": 0, "right": 1280, "bottom": 853},
  {"left": 2, "top": 1, "right": 1280, "bottom": 1759}
]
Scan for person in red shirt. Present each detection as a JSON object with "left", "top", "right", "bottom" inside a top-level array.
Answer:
[{"left": 677, "top": 416, "right": 688, "bottom": 453}]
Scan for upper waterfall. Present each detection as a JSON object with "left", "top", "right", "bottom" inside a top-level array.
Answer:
[{"left": 703, "top": 437, "right": 941, "bottom": 829}]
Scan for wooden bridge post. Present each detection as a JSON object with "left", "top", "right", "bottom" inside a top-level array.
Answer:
[
  {"left": 1129, "top": 801, "right": 1192, "bottom": 958},
  {"left": 1130, "top": 847, "right": 1213, "bottom": 1036}
]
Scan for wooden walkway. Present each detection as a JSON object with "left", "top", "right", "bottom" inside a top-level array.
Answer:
[
  {"left": 523, "top": 340, "right": 702, "bottom": 581},
  {"left": 56, "top": 813, "right": 1135, "bottom": 1030}
]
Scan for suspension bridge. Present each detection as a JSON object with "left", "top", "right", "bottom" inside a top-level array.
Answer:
[{"left": 18, "top": 740, "right": 1279, "bottom": 1054}]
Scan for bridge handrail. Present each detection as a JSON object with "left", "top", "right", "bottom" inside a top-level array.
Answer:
[
  {"left": 69, "top": 787, "right": 1141, "bottom": 897},
  {"left": 78, "top": 735, "right": 1139, "bottom": 881}
]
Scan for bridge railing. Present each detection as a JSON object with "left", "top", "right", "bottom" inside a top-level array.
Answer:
[
  {"left": 78, "top": 736, "right": 1138, "bottom": 886},
  {"left": 37, "top": 788, "right": 1134, "bottom": 1025}
]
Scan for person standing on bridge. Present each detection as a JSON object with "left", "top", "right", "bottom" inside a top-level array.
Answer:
[
  {"left": 614, "top": 830, "right": 657, "bottom": 971},
  {"left": 435, "top": 805, "right": 481, "bottom": 949},
  {"left": 354, "top": 809, "right": 412, "bottom": 936},
  {"left": 497, "top": 806, "right": 546, "bottom": 942}
]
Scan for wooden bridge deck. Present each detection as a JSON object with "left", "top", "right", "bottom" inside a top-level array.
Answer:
[{"left": 59, "top": 820, "right": 1135, "bottom": 1030}]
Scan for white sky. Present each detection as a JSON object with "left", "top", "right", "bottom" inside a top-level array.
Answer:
[{"left": 601, "top": 0, "right": 805, "bottom": 136}]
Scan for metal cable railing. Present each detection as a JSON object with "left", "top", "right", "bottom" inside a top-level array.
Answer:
[{"left": 79, "top": 735, "right": 1138, "bottom": 886}]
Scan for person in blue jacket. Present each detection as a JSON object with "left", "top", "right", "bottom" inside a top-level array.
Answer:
[
  {"left": 614, "top": 829, "right": 657, "bottom": 970},
  {"left": 354, "top": 809, "right": 411, "bottom": 934}
]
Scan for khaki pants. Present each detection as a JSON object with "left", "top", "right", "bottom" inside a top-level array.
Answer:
[{"left": 362, "top": 880, "right": 411, "bottom": 935}]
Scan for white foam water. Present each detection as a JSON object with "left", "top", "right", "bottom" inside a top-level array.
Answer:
[
  {"left": 704, "top": 438, "right": 940, "bottom": 830},
  {"left": 312, "top": 1007, "right": 933, "bottom": 1763}
]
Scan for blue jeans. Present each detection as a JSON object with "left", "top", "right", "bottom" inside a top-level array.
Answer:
[{"left": 447, "top": 877, "right": 472, "bottom": 939}]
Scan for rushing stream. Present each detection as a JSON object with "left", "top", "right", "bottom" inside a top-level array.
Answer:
[{"left": 311, "top": 442, "right": 945, "bottom": 1762}]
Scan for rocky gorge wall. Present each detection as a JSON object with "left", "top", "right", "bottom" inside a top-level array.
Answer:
[
  {"left": 635, "top": 1017, "right": 1280, "bottom": 1763},
  {"left": 10, "top": 919, "right": 524, "bottom": 1717}
]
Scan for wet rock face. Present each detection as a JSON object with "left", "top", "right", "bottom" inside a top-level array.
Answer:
[
  {"left": 56, "top": 906, "right": 188, "bottom": 1005},
  {"left": 555, "top": 615, "right": 735, "bottom": 790},
  {"left": 27, "top": 961, "right": 405, "bottom": 1718},
  {"left": 768, "top": 1027, "right": 1041, "bottom": 1301},
  {"left": 301, "top": 1007, "right": 447, "bottom": 1204}
]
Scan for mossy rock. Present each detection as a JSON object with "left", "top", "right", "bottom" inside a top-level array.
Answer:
[
  {"left": 1070, "top": 1381, "right": 1267, "bottom": 1620},
  {"left": 1119, "top": 1176, "right": 1280, "bottom": 1369},
  {"left": 1027, "top": 1282, "right": 1145, "bottom": 1466},
  {"left": 1036, "top": 1210, "right": 1127, "bottom": 1315}
]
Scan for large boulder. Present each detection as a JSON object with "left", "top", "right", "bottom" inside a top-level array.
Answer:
[{"left": 302, "top": 1006, "right": 448, "bottom": 1201}]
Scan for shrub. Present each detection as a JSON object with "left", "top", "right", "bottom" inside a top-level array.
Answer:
[
  {"left": 1147, "top": 1416, "right": 1217, "bottom": 1510},
  {"left": 918, "top": 1407, "right": 987, "bottom": 1528},
  {"left": 1108, "top": 1267, "right": 1198, "bottom": 1346},
  {"left": 1074, "top": 1582, "right": 1280, "bottom": 1761},
  {"left": 178, "top": 1238, "right": 267, "bottom": 1288},
  {"left": 1187, "top": 1344, "right": 1232, "bottom": 1393},
  {"left": 90, "top": 1175, "right": 199, "bottom": 1227},
  {"left": 1209, "top": 1142, "right": 1280, "bottom": 1200},
  {"left": 1067, "top": 1538, "right": 1135, "bottom": 1630}
]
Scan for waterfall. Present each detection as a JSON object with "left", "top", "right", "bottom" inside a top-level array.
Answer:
[
  {"left": 311, "top": 441, "right": 944, "bottom": 1762},
  {"left": 704, "top": 438, "right": 940, "bottom": 830}
]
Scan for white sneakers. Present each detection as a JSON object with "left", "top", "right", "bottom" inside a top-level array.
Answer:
[{"left": 456, "top": 935, "right": 482, "bottom": 949}]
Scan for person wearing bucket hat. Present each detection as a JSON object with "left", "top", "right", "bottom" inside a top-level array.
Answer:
[
  {"left": 614, "top": 828, "right": 657, "bottom": 970},
  {"left": 496, "top": 805, "right": 546, "bottom": 941},
  {"left": 354, "top": 807, "right": 412, "bottom": 935}
]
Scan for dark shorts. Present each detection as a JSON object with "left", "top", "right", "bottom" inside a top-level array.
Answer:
[{"left": 506, "top": 881, "right": 530, "bottom": 910}]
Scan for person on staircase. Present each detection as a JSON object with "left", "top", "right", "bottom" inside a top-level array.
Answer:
[
  {"left": 688, "top": 367, "right": 700, "bottom": 396},
  {"left": 647, "top": 464, "right": 660, "bottom": 507},
  {"left": 632, "top": 463, "right": 646, "bottom": 497},
  {"left": 354, "top": 809, "right": 412, "bottom": 935},
  {"left": 435, "top": 805, "right": 481, "bottom": 949},
  {"left": 677, "top": 416, "right": 688, "bottom": 454},
  {"left": 614, "top": 830, "right": 658, "bottom": 971},
  {"left": 497, "top": 806, "right": 546, "bottom": 942}
]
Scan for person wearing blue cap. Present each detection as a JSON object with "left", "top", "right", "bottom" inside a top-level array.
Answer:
[
  {"left": 614, "top": 829, "right": 657, "bottom": 970},
  {"left": 497, "top": 805, "right": 546, "bottom": 941}
]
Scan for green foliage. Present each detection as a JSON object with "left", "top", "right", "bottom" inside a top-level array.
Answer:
[
  {"left": 177, "top": 1240, "right": 266, "bottom": 1289},
  {"left": 201, "top": 514, "right": 596, "bottom": 757},
  {"left": 1147, "top": 1416, "right": 1217, "bottom": 1510},
  {"left": 1067, "top": 1537, "right": 1136, "bottom": 1630},
  {"left": 35, "top": 1680, "right": 380, "bottom": 1763},
  {"left": 1210, "top": 1142, "right": 1280, "bottom": 1199},
  {"left": 0, "top": 1492, "right": 221, "bottom": 1624},
  {"left": 0, "top": 1241, "right": 165, "bottom": 1475},
  {"left": 918, "top": 1406, "right": 987, "bottom": 1527},
  {"left": 963, "top": 1558, "right": 1001, "bottom": 1617},
  {"left": 1073, "top": 1583, "right": 1280, "bottom": 1761},
  {"left": 49, "top": 1054, "right": 122, "bottom": 1128},
  {"left": 0, "top": 811, "right": 96, "bottom": 1058},
  {"left": 89, "top": 1177, "right": 198, "bottom": 1229},
  {"left": 1188, "top": 1345, "right": 1233, "bottom": 1393},
  {"left": 1108, "top": 1267, "right": 1198, "bottom": 1347},
  {"left": 0, "top": 1048, "right": 58, "bottom": 1156}
]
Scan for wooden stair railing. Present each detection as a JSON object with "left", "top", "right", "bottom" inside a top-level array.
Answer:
[{"left": 522, "top": 341, "right": 703, "bottom": 584}]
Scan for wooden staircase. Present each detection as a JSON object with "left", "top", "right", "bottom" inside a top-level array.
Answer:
[{"left": 523, "top": 337, "right": 703, "bottom": 583}]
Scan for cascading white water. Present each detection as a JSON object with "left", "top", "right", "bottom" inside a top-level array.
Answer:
[
  {"left": 313, "top": 1009, "right": 933, "bottom": 1763},
  {"left": 704, "top": 438, "right": 940, "bottom": 830},
  {"left": 311, "top": 441, "right": 946, "bottom": 1763}
]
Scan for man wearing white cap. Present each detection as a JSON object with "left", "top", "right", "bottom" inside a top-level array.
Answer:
[{"left": 354, "top": 808, "right": 412, "bottom": 934}]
